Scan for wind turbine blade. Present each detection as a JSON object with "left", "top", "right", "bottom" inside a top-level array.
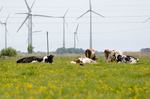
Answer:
[
  {"left": 32, "top": 14, "right": 62, "bottom": 18},
  {"left": 75, "top": 24, "right": 79, "bottom": 33},
  {"left": 17, "top": 15, "right": 29, "bottom": 32},
  {"left": 31, "top": 0, "right": 36, "bottom": 9},
  {"left": 77, "top": 10, "right": 90, "bottom": 19},
  {"left": 92, "top": 10, "right": 105, "bottom": 17},
  {"left": 5, "top": 15, "right": 10, "bottom": 23},
  {"left": 64, "top": 9, "right": 69, "bottom": 17},
  {"left": 16, "top": 13, "right": 29, "bottom": 15},
  {"left": 24, "top": 0, "right": 31, "bottom": 12}
]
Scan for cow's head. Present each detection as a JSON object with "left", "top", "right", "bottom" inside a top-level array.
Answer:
[
  {"left": 104, "top": 49, "right": 111, "bottom": 60},
  {"left": 45, "top": 55, "right": 54, "bottom": 63}
]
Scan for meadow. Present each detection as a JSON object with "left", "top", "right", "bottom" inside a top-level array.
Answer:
[{"left": 0, "top": 52, "right": 150, "bottom": 99}]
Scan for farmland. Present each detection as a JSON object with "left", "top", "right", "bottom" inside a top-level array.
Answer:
[{"left": 0, "top": 52, "right": 150, "bottom": 99}]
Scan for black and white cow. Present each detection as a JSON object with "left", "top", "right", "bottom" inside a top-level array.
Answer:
[
  {"left": 116, "top": 55, "right": 139, "bottom": 64},
  {"left": 16, "top": 55, "right": 54, "bottom": 63},
  {"left": 85, "top": 49, "right": 96, "bottom": 61}
]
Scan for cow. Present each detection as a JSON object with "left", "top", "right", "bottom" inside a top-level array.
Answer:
[
  {"left": 70, "top": 56, "right": 97, "bottom": 66},
  {"left": 16, "top": 55, "right": 54, "bottom": 63},
  {"left": 116, "top": 55, "right": 139, "bottom": 64},
  {"left": 85, "top": 49, "right": 96, "bottom": 61},
  {"left": 104, "top": 49, "right": 123, "bottom": 62},
  {"left": 104, "top": 49, "right": 113, "bottom": 62}
]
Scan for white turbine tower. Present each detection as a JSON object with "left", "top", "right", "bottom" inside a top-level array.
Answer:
[
  {"left": 74, "top": 24, "right": 79, "bottom": 48},
  {"left": 78, "top": 0, "right": 104, "bottom": 49},
  {"left": 0, "top": 15, "right": 9, "bottom": 49},
  {"left": 17, "top": 0, "right": 55, "bottom": 53}
]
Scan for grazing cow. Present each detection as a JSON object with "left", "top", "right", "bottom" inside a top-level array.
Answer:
[
  {"left": 104, "top": 49, "right": 123, "bottom": 62},
  {"left": 116, "top": 55, "right": 139, "bottom": 64},
  {"left": 85, "top": 49, "right": 96, "bottom": 61},
  {"left": 16, "top": 55, "right": 54, "bottom": 63},
  {"left": 70, "top": 56, "right": 97, "bottom": 65}
]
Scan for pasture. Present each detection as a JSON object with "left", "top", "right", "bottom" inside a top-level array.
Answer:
[{"left": 0, "top": 52, "right": 150, "bottom": 99}]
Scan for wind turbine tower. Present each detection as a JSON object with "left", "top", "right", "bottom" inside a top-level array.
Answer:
[
  {"left": 78, "top": 0, "right": 104, "bottom": 49},
  {"left": 61, "top": 10, "right": 68, "bottom": 48},
  {"left": 50, "top": 10, "right": 68, "bottom": 48},
  {"left": 74, "top": 24, "right": 79, "bottom": 48},
  {"left": 0, "top": 15, "right": 9, "bottom": 49}
]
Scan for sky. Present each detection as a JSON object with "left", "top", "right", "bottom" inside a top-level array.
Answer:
[{"left": 0, "top": 0, "right": 150, "bottom": 52}]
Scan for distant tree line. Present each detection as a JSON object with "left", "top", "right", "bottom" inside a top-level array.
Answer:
[
  {"left": 141, "top": 48, "right": 150, "bottom": 52},
  {"left": 55, "top": 47, "right": 84, "bottom": 54}
]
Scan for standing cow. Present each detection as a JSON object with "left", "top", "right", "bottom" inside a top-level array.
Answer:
[{"left": 85, "top": 49, "right": 96, "bottom": 61}]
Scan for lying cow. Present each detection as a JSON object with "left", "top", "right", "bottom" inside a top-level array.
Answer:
[
  {"left": 116, "top": 55, "right": 139, "bottom": 64},
  {"left": 70, "top": 56, "right": 97, "bottom": 65},
  {"left": 104, "top": 49, "right": 123, "bottom": 62},
  {"left": 16, "top": 55, "right": 54, "bottom": 63},
  {"left": 85, "top": 49, "right": 96, "bottom": 61}
]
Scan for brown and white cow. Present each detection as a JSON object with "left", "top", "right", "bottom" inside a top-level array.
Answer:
[
  {"left": 104, "top": 49, "right": 123, "bottom": 62},
  {"left": 85, "top": 49, "right": 96, "bottom": 61}
]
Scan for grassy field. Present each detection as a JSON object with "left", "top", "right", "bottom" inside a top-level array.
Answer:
[{"left": 0, "top": 53, "right": 150, "bottom": 99}]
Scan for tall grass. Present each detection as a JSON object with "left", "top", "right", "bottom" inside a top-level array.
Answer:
[{"left": 0, "top": 52, "right": 150, "bottom": 98}]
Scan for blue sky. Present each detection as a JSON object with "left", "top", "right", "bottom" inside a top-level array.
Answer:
[{"left": 0, "top": 0, "right": 150, "bottom": 52}]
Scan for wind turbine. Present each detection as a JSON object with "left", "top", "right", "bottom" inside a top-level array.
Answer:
[
  {"left": 74, "top": 24, "right": 79, "bottom": 48},
  {"left": 0, "top": 15, "right": 9, "bottom": 49},
  {"left": 16, "top": 0, "right": 55, "bottom": 53},
  {"left": 37, "top": 9, "right": 69, "bottom": 48},
  {"left": 77, "top": 0, "right": 104, "bottom": 49}
]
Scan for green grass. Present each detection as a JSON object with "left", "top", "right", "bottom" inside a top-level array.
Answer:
[{"left": 0, "top": 55, "right": 150, "bottom": 99}]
